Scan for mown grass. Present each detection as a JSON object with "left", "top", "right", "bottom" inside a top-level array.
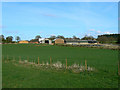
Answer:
[{"left": 2, "top": 44, "right": 119, "bottom": 88}]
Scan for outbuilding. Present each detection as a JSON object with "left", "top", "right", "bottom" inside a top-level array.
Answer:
[
  {"left": 19, "top": 40, "right": 29, "bottom": 44},
  {"left": 64, "top": 39, "right": 79, "bottom": 44},
  {"left": 39, "top": 38, "right": 52, "bottom": 44},
  {"left": 55, "top": 38, "right": 64, "bottom": 44}
]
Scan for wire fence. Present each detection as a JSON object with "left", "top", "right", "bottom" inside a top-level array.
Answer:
[
  {"left": 2, "top": 55, "right": 94, "bottom": 73},
  {"left": 2, "top": 55, "right": 120, "bottom": 75},
  {"left": 2, "top": 55, "right": 86, "bottom": 65}
]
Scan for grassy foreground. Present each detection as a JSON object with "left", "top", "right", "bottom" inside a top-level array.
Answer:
[{"left": 2, "top": 44, "right": 119, "bottom": 88}]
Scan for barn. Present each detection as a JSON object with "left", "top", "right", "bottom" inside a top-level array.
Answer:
[
  {"left": 19, "top": 40, "right": 29, "bottom": 44},
  {"left": 55, "top": 38, "right": 64, "bottom": 44},
  {"left": 39, "top": 38, "right": 52, "bottom": 44}
]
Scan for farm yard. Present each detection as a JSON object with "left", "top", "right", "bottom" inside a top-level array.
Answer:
[{"left": 2, "top": 44, "right": 119, "bottom": 88}]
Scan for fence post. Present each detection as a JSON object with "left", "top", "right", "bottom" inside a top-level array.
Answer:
[
  {"left": 66, "top": 58, "right": 67, "bottom": 69},
  {"left": 85, "top": 60, "right": 87, "bottom": 71},
  {"left": 38, "top": 56, "right": 39, "bottom": 64}
]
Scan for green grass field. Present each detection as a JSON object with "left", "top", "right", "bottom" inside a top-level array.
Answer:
[{"left": 2, "top": 44, "right": 119, "bottom": 88}]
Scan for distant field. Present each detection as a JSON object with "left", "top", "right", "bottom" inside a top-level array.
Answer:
[{"left": 2, "top": 44, "right": 118, "bottom": 88}]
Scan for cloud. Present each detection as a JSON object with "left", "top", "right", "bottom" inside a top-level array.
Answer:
[
  {"left": 96, "top": 31, "right": 102, "bottom": 34},
  {"left": 104, "top": 31, "right": 111, "bottom": 34},
  {"left": 89, "top": 29, "right": 102, "bottom": 34},
  {"left": 88, "top": 29, "right": 113, "bottom": 37}
]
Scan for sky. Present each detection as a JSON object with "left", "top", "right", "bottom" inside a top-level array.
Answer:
[{"left": 1, "top": 2, "right": 118, "bottom": 40}]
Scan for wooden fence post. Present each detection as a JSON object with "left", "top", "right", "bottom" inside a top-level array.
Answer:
[
  {"left": 85, "top": 60, "right": 87, "bottom": 71},
  {"left": 66, "top": 58, "right": 67, "bottom": 69},
  {"left": 38, "top": 56, "right": 39, "bottom": 64}
]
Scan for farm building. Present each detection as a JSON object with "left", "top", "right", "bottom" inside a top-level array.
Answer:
[
  {"left": 55, "top": 38, "right": 64, "bottom": 44},
  {"left": 39, "top": 38, "right": 52, "bottom": 44},
  {"left": 64, "top": 39, "right": 97, "bottom": 45},
  {"left": 29, "top": 39, "right": 39, "bottom": 44},
  {"left": 64, "top": 39, "right": 79, "bottom": 44},
  {"left": 87, "top": 40, "right": 98, "bottom": 44},
  {"left": 79, "top": 40, "right": 88, "bottom": 44},
  {"left": 19, "top": 40, "right": 29, "bottom": 44},
  {"left": 54, "top": 38, "right": 97, "bottom": 45}
]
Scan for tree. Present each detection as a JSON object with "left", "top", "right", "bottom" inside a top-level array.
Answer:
[
  {"left": 56, "top": 35, "right": 65, "bottom": 39},
  {"left": 97, "top": 36, "right": 108, "bottom": 43},
  {"left": 89, "top": 36, "right": 95, "bottom": 40},
  {"left": 108, "top": 37, "right": 116, "bottom": 43},
  {"left": 98, "top": 34, "right": 120, "bottom": 44},
  {"left": 49, "top": 35, "right": 56, "bottom": 40},
  {"left": 15, "top": 36, "right": 20, "bottom": 43},
  {"left": 118, "top": 34, "right": 120, "bottom": 44},
  {"left": 6, "top": 36, "right": 13, "bottom": 43},
  {"left": 81, "top": 35, "right": 95, "bottom": 40},
  {"left": 73, "top": 35, "right": 80, "bottom": 40},
  {"left": 35, "top": 35, "right": 41, "bottom": 39},
  {"left": 73, "top": 35, "right": 77, "bottom": 39},
  {"left": 0, "top": 35, "right": 5, "bottom": 41}
]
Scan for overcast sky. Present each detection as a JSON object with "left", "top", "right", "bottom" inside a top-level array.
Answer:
[{"left": 2, "top": 2, "right": 118, "bottom": 40}]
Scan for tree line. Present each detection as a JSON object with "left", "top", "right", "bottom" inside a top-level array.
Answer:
[
  {"left": 0, "top": 35, "right": 20, "bottom": 43},
  {"left": 97, "top": 34, "right": 120, "bottom": 44},
  {"left": 0, "top": 34, "right": 119, "bottom": 44},
  {"left": 0, "top": 34, "right": 95, "bottom": 43}
]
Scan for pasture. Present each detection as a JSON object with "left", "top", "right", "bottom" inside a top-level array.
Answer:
[{"left": 2, "top": 44, "right": 118, "bottom": 88}]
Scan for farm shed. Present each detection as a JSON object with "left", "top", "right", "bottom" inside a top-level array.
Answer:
[
  {"left": 39, "top": 38, "right": 45, "bottom": 44},
  {"left": 55, "top": 38, "right": 64, "bottom": 44},
  {"left": 19, "top": 40, "right": 29, "bottom": 44},
  {"left": 79, "top": 40, "right": 89, "bottom": 44},
  {"left": 64, "top": 39, "right": 79, "bottom": 44},
  {"left": 88, "top": 40, "right": 97, "bottom": 44},
  {"left": 64, "top": 39, "right": 98, "bottom": 45},
  {"left": 39, "top": 38, "right": 52, "bottom": 44}
]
